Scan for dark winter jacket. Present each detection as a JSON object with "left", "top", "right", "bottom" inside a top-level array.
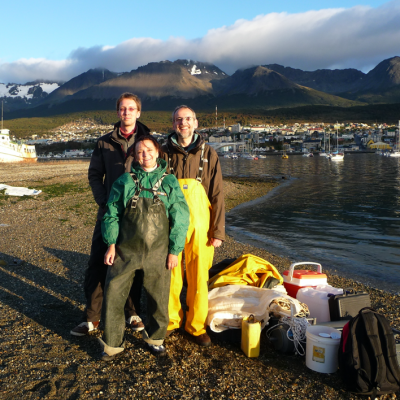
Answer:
[
  {"left": 162, "top": 132, "right": 225, "bottom": 241},
  {"left": 88, "top": 120, "right": 150, "bottom": 220}
]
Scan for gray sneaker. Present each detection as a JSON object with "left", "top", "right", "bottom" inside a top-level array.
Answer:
[{"left": 126, "top": 316, "right": 145, "bottom": 331}]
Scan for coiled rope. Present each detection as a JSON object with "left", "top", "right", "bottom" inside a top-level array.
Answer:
[
  {"left": 266, "top": 310, "right": 310, "bottom": 356},
  {"left": 279, "top": 316, "right": 310, "bottom": 356}
]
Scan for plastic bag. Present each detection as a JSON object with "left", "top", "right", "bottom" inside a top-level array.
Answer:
[{"left": 207, "top": 284, "right": 303, "bottom": 332}]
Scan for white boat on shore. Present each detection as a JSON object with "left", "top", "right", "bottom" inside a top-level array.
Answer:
[
  {"left": 0, "top": 128, "right": 37, "bottom": 163},
  {"left": 0, "top": 101, "right": 37, "bottom": 163}
]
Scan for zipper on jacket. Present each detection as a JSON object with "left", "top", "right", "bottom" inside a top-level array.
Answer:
[{"left": 110, "top": 134, "right": 130, "bottom": 160}]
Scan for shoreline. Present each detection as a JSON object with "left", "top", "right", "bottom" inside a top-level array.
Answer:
[
  {"left": 225, "top": 178, "right": 400, "bottom": 295},
  {"left": 0, "top": 161, "right": 399, "bottom": 399}
]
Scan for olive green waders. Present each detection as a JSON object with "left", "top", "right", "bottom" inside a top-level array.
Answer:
[{"left": 100, "top": 174, "right": 170, "bottom": 355}]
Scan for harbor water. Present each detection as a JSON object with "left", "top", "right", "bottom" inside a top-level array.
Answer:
[{"left": 222, "top": 153, "right": 400, "bottom": 293}]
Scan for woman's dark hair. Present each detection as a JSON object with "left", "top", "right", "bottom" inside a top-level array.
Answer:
[{"left": 133, "top": 135, "right": 163, "bottom": 159}]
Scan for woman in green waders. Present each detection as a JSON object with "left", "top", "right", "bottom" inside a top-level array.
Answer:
[{"left": 99, "top": 135, "right": 189, "bottom": 360}]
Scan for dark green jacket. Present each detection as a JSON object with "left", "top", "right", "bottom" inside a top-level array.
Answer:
[{"left": 102, "top": 158, "right": 189, "bottom": 255}]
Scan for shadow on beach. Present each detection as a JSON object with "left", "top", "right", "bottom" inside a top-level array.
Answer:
[{"left": 0, "top": 250, "right": 97, "bottom": 351}]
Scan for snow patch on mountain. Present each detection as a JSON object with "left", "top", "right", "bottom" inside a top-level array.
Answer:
[
  {"left": 0, "top": 82, "right": 59, "bottom": 99},
  {"left": 190, "top": 65, "right": 201, "bottom": 75}
]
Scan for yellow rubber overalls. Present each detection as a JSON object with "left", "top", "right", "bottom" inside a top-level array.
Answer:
[{"left": 168, "top": 144, "right": 215, "bottom": 336}]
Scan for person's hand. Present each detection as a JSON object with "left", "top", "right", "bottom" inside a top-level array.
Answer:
[
  {"left": 211, "top": 238, "right": 223, "bottom": 248},
  {"left": 167, "top": 254, "right": 178, "bottom": 270},
  {"left": 104, "top": 244, "right": 116, "bottom": 265}
]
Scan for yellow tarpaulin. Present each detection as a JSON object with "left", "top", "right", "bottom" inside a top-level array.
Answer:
[{"left": 208, "top": 254, "right": 283, "bottom": 289}]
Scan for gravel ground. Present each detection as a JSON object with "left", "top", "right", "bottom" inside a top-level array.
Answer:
[{"left": 0, "top": 161, "right": 399, "bottom": 400}]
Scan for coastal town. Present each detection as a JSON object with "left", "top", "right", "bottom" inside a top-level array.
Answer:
[
  {"left": 14, "top": 118, "right": 399, "bottom": 157},
  {"left": 2, "top": 1, "right": 400, "bottom": 398}
]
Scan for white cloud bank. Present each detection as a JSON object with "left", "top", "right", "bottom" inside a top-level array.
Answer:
[{"left": 1, "top": 1, "right": 400, "bottom": 83}]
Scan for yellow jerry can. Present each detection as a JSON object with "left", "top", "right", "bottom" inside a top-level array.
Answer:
[{"left": 241, "top": 314, "right": 261, "bottom": 357}]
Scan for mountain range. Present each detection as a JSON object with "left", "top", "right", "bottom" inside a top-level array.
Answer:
[{"left": 3, "top": 57, "right": 400, "bottom": 118}]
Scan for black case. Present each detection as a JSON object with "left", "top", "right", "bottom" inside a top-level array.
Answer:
[{"left": 328, "top": 288, "right": 371, "bottom": 321}]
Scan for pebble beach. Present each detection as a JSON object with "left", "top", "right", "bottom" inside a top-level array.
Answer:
[{"left": 0, "top": 161, "right": 399, "bottom": 400}]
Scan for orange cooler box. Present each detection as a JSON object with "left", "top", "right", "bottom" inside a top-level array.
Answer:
[{"left": 283, "top": 262, "right": 327, "bottom": 298}]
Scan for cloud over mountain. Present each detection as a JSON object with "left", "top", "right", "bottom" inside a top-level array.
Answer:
[{"left": 1, "top": 1, "right": 400, "bottom": 83}]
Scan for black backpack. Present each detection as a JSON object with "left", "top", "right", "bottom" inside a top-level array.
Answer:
[{"left": 338, "top": 307, "right": 400, "bottom": 396}]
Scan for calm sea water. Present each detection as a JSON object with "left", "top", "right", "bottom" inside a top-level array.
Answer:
[{"left": 221, "top": 153, "right": 400, "bottom": 293}]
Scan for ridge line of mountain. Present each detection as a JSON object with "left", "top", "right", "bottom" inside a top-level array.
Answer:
[{"left": 2, "top": 56, "right": 400, "bottom": 116}]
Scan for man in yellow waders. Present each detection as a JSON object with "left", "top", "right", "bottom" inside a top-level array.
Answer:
[{"left": 163, "top": 105, "right": 225, "bottom": 347}]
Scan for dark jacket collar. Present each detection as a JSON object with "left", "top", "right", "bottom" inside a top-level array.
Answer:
[
  {"left": 167, "top": 132, "right": 204, "bottom": 154},
  {"left": 111, "top": 121, "right": 151, "bottom": 152}
]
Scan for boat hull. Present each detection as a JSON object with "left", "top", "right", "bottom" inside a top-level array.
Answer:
[
  {"left": 0, "top": 143, "right": 37, "bottom": 163},
  {"left": 329, "top": 153, "right": 344, "bottom": 161}
]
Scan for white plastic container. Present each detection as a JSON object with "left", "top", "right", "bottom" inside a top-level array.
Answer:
[
  {"left": 297, "top": 286, "right": 343, "bottom": 323},
  {"left": 315, "top": 285, "right": 344, "bottom": 295},
  {"left": 306, "top": 326, "right": 341, "bottom": 373}
]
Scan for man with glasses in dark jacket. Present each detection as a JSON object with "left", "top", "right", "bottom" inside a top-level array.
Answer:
[{"left": 71, "top": 92, "right": 148, "bottom": 336}]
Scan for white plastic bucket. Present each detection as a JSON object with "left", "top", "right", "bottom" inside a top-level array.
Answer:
[{"left": 306, "top": 326, "right": 341, "bottom": 373}]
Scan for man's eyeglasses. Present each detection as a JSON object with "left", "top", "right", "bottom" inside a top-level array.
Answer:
[
  {"left": 175, "top": 117, "right": 193, "bottom": 123},
  {"left": 119, "top": 107, "right": 138, "bottom": 113}
]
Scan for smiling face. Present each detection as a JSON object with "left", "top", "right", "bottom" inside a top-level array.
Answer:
[
  {"left": 135, "top": 139, "right": 159, "bottom": 170},
  {"left": 117, "top": 98, "right": 141, "bottom": 131},
  {"left": 172, "top": 107, "right": 198, "bottom": 144}
]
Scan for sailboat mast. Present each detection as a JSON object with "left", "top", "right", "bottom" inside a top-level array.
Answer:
[
  {"left": 336, "top": 121, "right": 339, "bottom": 152},
  {"left": 328, "top": 129, "right": 330, "bottom": 153},
  {"left": 398, "top": 120, "right": 400, "bottom": 150}
]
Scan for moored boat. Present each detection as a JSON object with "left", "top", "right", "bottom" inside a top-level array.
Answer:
[
  {"left": 242, "top": 153, "right": 258, "bottom": 160},
  {"left": 329, "top": 124, "right": 344, "bottom": 161},
  {"left": 387, "top": 120, "right": 400, "bottom": 157},
  {"left": 329, "top": 152, "right": 344, "bottom": 161},
  {"left": 0, "top": 129, "right": 37, "bottom": 163}
]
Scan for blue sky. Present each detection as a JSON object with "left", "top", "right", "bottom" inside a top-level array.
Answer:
[{"left": 1, "top": 0, "right": 398, "bottom": 83}]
